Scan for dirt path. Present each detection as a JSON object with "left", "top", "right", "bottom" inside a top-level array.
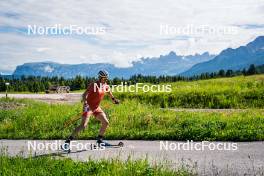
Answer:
[
  {"left": 164, "top": 108, "right": 250, "bottom": 113},
  {"left": 0, "top": 93, "right": 258, "bottom": 112},
  {"left": 0, "top": 93, "right": 82, "bottom": 104}
]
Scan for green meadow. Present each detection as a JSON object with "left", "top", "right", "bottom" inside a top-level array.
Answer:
[
  {"left": 115, "top": 75, "right": 264, "bottom": 108},
  {"left": 0, "top": 98, "right": 263, "bottom": 141},
  {"left": 0, "top": 155, "right": 191, "bottom": 176},
  {"left": 0, "top": 75, "right": 263, "bottom": 140}
]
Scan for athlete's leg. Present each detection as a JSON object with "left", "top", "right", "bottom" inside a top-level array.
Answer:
[
  {"left": 67, "top": 104, "right": 91, "bottom": 140},
  {"left": 94, "top": 111, "right": 109, "bottom": 137},
  {"left": 62, "top": 113, "right": 91, "bottom": 151},
  {"left": 70, "top": 113, "right": 91, "bottom": 138}
]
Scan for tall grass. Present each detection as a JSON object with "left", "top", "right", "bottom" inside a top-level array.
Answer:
[
  {"left": 0, "top": 98, "right": 263, "bottom": 141},
  {"left": 0, "top": 155, "right": 191, "bottom": 176},
  {"left": 115, "top": 75, "right": 264, "bottom": 108}
]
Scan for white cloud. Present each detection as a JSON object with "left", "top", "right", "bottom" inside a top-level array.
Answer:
[
  {"left": 0, "top": 0, "right": 264, "bottom": 72},
  {"left": 43, "top": 65, "right": 54, "bottom": 73},
  {"left": 36, "top": 47, "right": 50, "bottom": 52}
]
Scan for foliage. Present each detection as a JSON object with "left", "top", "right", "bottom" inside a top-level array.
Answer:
[
  {"left": 0, "top": 155, "right": 190, "bottom": 176},
  {"left": 0, "top": 98, "right": 263, "bottom": 141}
]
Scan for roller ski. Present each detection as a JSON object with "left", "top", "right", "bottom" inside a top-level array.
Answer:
[
  {"left": 92, "top": 136, "right": 124, "bottom": 149},
  {"left": 61, "top": 137, "right": 73, "bottom": 153}
]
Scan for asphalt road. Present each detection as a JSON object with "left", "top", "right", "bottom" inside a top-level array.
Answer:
[{"left": 1, "top": 140, "right": 263, "bottom": 176}]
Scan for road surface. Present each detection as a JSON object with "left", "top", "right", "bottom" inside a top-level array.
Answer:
[{"left": 1, "top": 140, "right": 263, "bottom": 176}]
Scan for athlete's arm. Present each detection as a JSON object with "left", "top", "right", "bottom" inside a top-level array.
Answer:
[
  {"left": 82, "top": 83, "right": 93, "bottom": 103},
  {"left": 81, "top": 89, "right": 88, "bottom": 103},
  {"left": 107, "top": 89, "right": 120, "bottom": 104}
]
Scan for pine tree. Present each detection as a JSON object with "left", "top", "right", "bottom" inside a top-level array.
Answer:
[
  {"left": 218, "top": 69, "right": 225, "bottom": 77},
  {"left": 247, "top": 64, "right": 257, "bottom": 75}
]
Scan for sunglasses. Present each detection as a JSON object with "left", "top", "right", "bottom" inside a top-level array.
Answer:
[{"left": 100, "top": 76, "right": 108, "bottom": 80}]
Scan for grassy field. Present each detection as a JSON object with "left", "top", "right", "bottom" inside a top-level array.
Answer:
[
  {"left": 0, "top": 98, "right": 263, "bottom": 141},
  {"left": 0, "top": 155, "right": 191, "bottom": 176},
  {"left": 2, "top": 75, "right": 263, "bottom": 108},
  {"left": 115, "top": 75, "right": 264, "bottom": 108},
  {"left": 52, "top": 75, "right": 264, "bottom": 108}
]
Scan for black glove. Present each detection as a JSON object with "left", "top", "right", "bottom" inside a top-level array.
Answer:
[{"left": 112, "top": 97, "right": 120, "bottom": 104}]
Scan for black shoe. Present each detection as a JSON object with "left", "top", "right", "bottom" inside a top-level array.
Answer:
[
  {"left": 65, "top": 139, "right": 71, "bottom": 144},
  {"left": 97, "top": 138, "right": 103, "bottom": 144},
  {"left": 65, "top": 135, "right": 73, "bottom": 144},
  {"left": 96, "top": 139, "right": 112, "bottom": 147},
  {"left": 96, "top": 135, "right": 104, "bottom": 143},
  {"left": 61, "top": 136, "right": 73, "bottom": 152}
]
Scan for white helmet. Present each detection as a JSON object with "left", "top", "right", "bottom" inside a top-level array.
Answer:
[{"left": 98, "top": 70, "right": 109, "bottom": 78}]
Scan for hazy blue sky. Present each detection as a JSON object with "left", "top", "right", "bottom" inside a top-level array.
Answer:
[{"left": 0, "top": 0, "right": 264, "bottom": 73}]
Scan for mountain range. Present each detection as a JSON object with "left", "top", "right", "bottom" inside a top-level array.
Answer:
[
  {"left": 12, "top": 52, "right": 215, "bottom": 78},
  {"left": 10, "top": 36, "right": 264, "bottom": 78},
  {"left": 181, "top": 36, "right": 264, "bottom": 76}
]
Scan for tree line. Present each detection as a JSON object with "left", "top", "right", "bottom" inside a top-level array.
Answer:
[{"left": 0, "top": 64, "right": 263, "bottom": 93}]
